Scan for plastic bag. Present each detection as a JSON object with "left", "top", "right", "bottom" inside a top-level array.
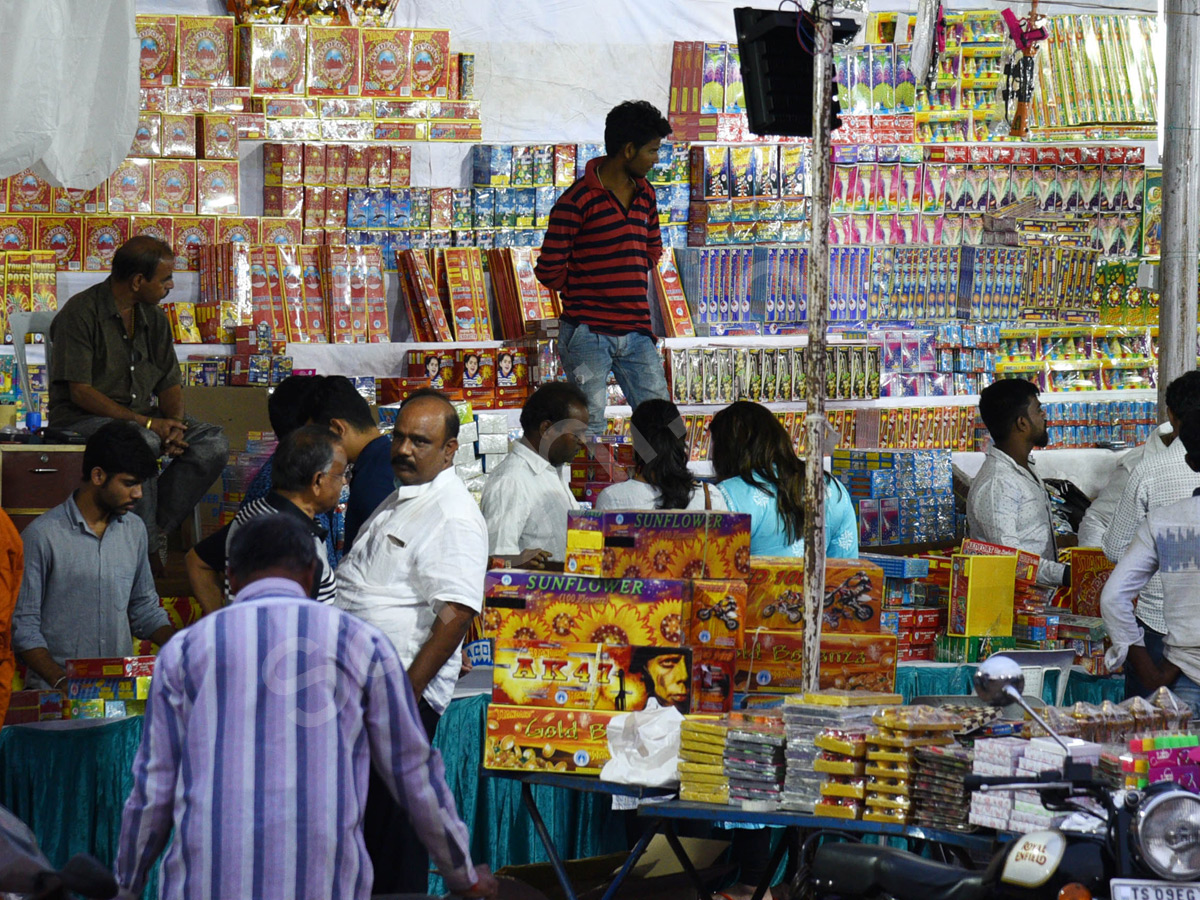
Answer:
[{"left": 600, "top": 700, "right": 684, "bottom": 788}]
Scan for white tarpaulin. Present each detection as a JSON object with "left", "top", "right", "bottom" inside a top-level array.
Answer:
[{"left": 0, "top": 0, "right": 139, "bottom": 189}]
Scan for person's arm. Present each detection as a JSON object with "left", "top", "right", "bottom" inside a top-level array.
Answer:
[
  {"left": 1103, "top": 464, "right": 1150, "bottom": 562},
  {"left": 533, "top": 193, "right": 582, "bottom": 291},
  {"left": 1099, "top": 518, "right": 1174, "bottom": 689},
  {"left": 18, "top": 648, "right": 65, "bottom": 691},
  {"left": 114, "top": 643, "right": 183, "bottom": 897},
  {"left": 976, "top": 479, "right": 1067, "bottom": 586},
  {"left": 362, "top": 632, "right": 492, "bottom": 897},
  {"left": 156, "top": 384, "right": 185, "bottom": 423},
  {"left": 128, "top": 529, "right": 174, "bottom": 644},
  {"left": 186, "top": 524, "right": 230, "bottom": 615},
  {"left": 11, "top": 529, "right": 62, "bottom": 685},
  {"left": 645, "top": 185, "right": 663, "bottom": 266},
  {"left": 406, "top": 600, "right": 476, "bottom": 700}
]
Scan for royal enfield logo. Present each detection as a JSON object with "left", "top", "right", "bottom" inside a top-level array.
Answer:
[
  {"left": 365, "top": 39, "right": 406, "bottom": 89},
  {"left": 312, "top": 36, "right": 354, "bottom": 90},
  {"left": 410, "top": 38, "right": 445, "bottom": 93}
]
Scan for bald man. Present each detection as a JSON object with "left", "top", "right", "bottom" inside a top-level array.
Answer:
[
  {"left": 49, "top": 235, "right": 229, "bottom": 558},
  {"left": 333, "top": 388, "right": 487, "bottom": 893}
]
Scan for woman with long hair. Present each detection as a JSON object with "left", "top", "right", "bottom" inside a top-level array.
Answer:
[
  {"left": 709, "top": 401, "right": 858, "bottom": 558},
  {"left": 596, "top": 399, "right": 720, "bottom": 510}
]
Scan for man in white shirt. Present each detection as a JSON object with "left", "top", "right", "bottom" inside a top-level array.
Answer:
[
  {"left": 1101, "top": 412, "right": 1200, "bottom": 713},
  {"left": 481, "top": 382, "right": 589, "bottom": 565},
  {"left": 966, "top": 378, "right": 1068, "bottom": 587},
  {"left": 334, "top": 388, "right": 487, "bottom": 895},
  {"left": 1077, "top": 422, "right": 1173, "bottom": 548},
  {"left": 1102, "top": 371, "right": 1200, "bottom": 698}
]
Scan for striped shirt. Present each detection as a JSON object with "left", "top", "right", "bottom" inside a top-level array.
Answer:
[
  {"left": 114, "top": 577, "right": 478, "bottom": 900},
  {"left": 534, "top": 157, "right": 662, "bottom": 336},
  {"left": 226, "top": 494, "right": 337, "bottom": 605}
]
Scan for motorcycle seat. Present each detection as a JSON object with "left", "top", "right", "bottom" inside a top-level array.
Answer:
[{"left": 811, "top": 842, "right": 987, "bottom": 900}]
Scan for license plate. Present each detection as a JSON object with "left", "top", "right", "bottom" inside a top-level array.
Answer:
[{"left": 1111, "top": 880, "right": 1200, "bottom": 900}]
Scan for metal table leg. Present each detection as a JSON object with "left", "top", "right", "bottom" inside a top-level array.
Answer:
[
  {"left": 663, "top": 821, "right": 714, "bottom": 900},
  {"left": 520, "top": 780, "right": 578, "bottom": 900},
  {"left": 749, "top": 829, "right": 789, "bottom": 900},
  {"left": 598, "top": 817, "right": 662, "bottom": 900}
]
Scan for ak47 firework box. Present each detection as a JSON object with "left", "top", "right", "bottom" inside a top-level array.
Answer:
[{"left": 564, "top": 510, "right": 751, "bottom": 580}]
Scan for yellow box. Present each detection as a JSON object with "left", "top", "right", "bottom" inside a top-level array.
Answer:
[
  {"left": 483, "top": 705, "right": 617, "bottom": 775},
  {"left": 948, "top": 554, "right": 1017, "bottom": 637},
  {"left": 565, "top": 510, "right": 751, "bottom": 580}
]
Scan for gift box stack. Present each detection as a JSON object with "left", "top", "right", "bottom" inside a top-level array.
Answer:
[
  {"left": 724, "top": 717, "right": 787, "bottom": 809},
  {"left": 63, "top": 656, "right": 155, "bottom": 719},
  {"left": 389, "top": 345, "right": 534, "bottom": 414},
  {"left": 1122, "top": 735, "right": 1200, "bottom": 792},
  {"left": 911, "top": 743, "right": 973, "bottom": 828},
  {"left": 832, "top": 449, "right": 955, "bottom": 548},
  {"left": 679, "top": 717, "right": 730, "bottom": 803},
  {"left": 863, "top": 705, "right": 963, "bottom": 825}
]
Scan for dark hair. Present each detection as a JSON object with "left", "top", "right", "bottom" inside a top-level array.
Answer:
[
  {"left": 978, "top": 378, "right": 1040, "bottom": 442},
  {"left": 1180, "top": 410, "right": 1200, "bottom": 458},
  {"left": 709, "top": 401, "right": 806, "bottom": 543},
  {"left": 305, "top": 375, "right": 376, "bottom": 432},
  {"left": 1166, "top": 371, "right": 1200, "bottom": 419},
  {"left": 228, "top": 513, "right": 317, "bottom": 582},
  {"left": 631, "top": 399, "right": 696, "bottom": 510},
  {"left": 399, "top": 388, "right": 460, "bottom": 441},
  {"left": 267, "top": 375, "right": 319, "bottom": 438},
  {"left": 520, "top": 382, "right": 588, "bottom": 436},
  {"left": 464, "top": 353, "right": 479, "bottom": 367},
  {"left": 82, "top": 421, "right": 158, "bottom": 482},
  {"left": 111, "top": 235, "right": 174, "bottom": 283},
  {"left": 271, "top": 425, "right": 338, "bottom": 493},
  {"left": 604, "top": 100, "right": 671, "bottom": 157}
]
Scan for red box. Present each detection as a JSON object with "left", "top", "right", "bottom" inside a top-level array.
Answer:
[
  {"left": 172, "top": 216, "right": 216, "bottom": 272},
  {"left": 390, "top": 145, "right": 412, "bottom": 188},
  {"left": 307, "top": 26, "right": 361, "bottom": 97},
  {"left": 264, "top": 142, "right": 303, "bottom": 186},
  {"left": 136, "top": 15, "right": 177, "bottom": 86},
  {"left": 259, "top": 217, "right": 304, "bottom": 244},
  {"left": 367, "top": 145, "right": 391, "bottom": 187},
  {"left": 263, "top": 186, "right": 304, "bottom": 218},
  {"left": 408, "top": 29, "right": 450, "bottom": 98},
  {"left": 346, "top": 145, "right": 368, "bottom": 186},
  {"left": 53, "top": 185, "right": 106, "bottom": 216},
  {"left": 161, "top": 114, "right": 198, "bottom": 158},
  {"left": 178, "top": 16, "right": 236, "bottom": 87},
  {"left": 197, "top": 160, "right": 240, "bottom": 215},
  {"left": 325, "top": 143, "right": 348, "bottom": 185},
  {"left": 66, "top": 656, "right": 156, "bottom": 678},
  {"left": 237, "top": 23, "right": 306, "bottom": 95},
  {"left": 199, "top": 115, "right": 239, "bottom": 159},
  {"left": 152, "top": 159, "right": 197, "bottom": 214},
  {"left": 130, "top": 215, "right": 175, "bottom": 249},
  {"left": 35, "top": 216, "right": 83, "bottom": 272},
  {"left": 108, "top": 159, "right": 153, "bottom": 214},
  {"left": 83, "top": 217, "right": 131, "bottom": 271},
  {"left": 360, "top": 28, "right": 412, "bottom": 97},
  {"left": 8, "top": 169, "right": 52, "bottom": 213},
  {"left": 215, "top": 216, "right": 260, "bottom": 244},
  {"left": 302, "top": 142, "right": 327, "bottom": 186},
  {"left": 0, "top": 216, "right": 35, "bottom": 251}
]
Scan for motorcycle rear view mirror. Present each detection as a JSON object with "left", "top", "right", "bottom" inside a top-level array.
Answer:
[{"left": 974, "top": 656, "right": 1070, "bottom": 755}]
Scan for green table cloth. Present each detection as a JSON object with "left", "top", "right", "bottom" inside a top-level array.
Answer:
[{"left": 0, "top": 666, "right": 1123, "bottom": 895}]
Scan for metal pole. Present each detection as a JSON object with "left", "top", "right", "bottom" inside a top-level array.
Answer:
[
  {"left": 1158, "top": 0, "right": 1200, "bottom": 409},
  {"left": 801, "top": 1, "right": 833, "bottom": 693}
]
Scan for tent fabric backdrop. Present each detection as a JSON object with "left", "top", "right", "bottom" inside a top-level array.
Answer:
[{"left": 0, "top": 0, "right": 140, "bottom": 189}]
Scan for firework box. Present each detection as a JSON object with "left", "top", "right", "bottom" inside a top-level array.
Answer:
[
  {"left": 361, "top": 28, "right": 412, "bottom": 97},
  {"left": 66, "top": 676, "right": 152, "bottom": 701},
  {"left": 307, "top": 26, "right": 361, "bottom": 96},
  {"left": 53, "top": 185, "right": 105, "bottom": 215},
  {"left": 483, "top": 570, "right": 687, "bottom": 647},
  {"left": 200, "top": 115, "right": 239, "bottom": 159},
  {"left": 173, "top": 216, "right": 216, "bottom": 271},
  {"left": 197, "top": 160, "right": 240, "bottom": 215},
  {"left": 215, "top": 216, "right": 259, "bottom": 244},
  {"left": 108, "top": 159, "right": 152, "bottom": 214},
  {"left": 236, "top": 24, "right": 306, "bottom": 95},
  {"left": 948, "top": 553, "right": 1017, "bottom": 637},
  {"left": 735, "top": 631, "right": 897, "bottom": 693},
  {"left": 84, "top": 217, "right": 131, "bottom": 271},
  {"left": 35, "top": 216, "right": 83, "bottom": 272},
  {"left": 151, "top": 159, "right": 196, "bottom": 214},
  {"left": 408, "top": 29, "right": 450, "bottom": 99},
  {"left": 483, "top": 705, "right": 617, "bottom": 774},
  {"left": 692, "top": 647, "right": 736, "bottom": 713},
  {"left": 493, "top": 640, "right": 692, "bottom": 712},
  {"left": 8, "top": 169, "right": 51, "bottom": 213},
  {"left": 136, "top": 15, "right": 177, "bottom": 86},
  {"left": 564, "top": 510, "right": 751, "bottom": 580},
  {"left": 178, "top": 16, "right": 236, "bottom": 87},
  {"left": 164, "top": 301, "right": 203, "bottom": 343},
  {"left": 264, "top": 143, "right": 302, "bottom": 187},
  {"left": 64, "top": 656, "right": 154, "bottom": 679},
  {"left": 131, "top": 113, "right": 162, "bottom": 158},
  {"left": 1064, "top": 547, "right": 1114, "bottom": 618},
  {"left": 0, "top": 217, "right": 34, "bottom": 251},
  {"left": 4, "top": 690, "right": 64, "bottom": 724},
  {"left": 161, "top": 114, "right": 198, "bottom": 158},
  {"left": 687, "top": 579, "right": 745, "bottom": 649},
  {"left": 933, "top": 634, "right": 1017, "bottom": 663}
]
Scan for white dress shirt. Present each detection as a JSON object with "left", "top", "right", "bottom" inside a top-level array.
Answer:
[
  {"left": 966, "top": 445, "right": 1065, "bottom": 586},
  {"left": 1077, "top": 424, "right": 1172, "bottom": 549},
  {"left": 1101, "top": 490, "right": 1200, "bottom": 686},
  {"left": 1102, "top": 439, "right": 1200, "bottom": 633},
  {"left": 334, "top": 467, "right": 487, "bottom": 714},
  {"left": 595, "top": 479, "right": 723, "bottom": 511},
  {"left": 481, "top": 439, "right": 579, "bottom": 562}
]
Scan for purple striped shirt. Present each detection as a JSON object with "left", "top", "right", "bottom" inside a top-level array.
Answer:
[{"left": 115, "top": 577, "right": 477, "bottom": 900}]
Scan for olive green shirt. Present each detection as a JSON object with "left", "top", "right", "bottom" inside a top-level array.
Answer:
[{"left": 49, "top": 278, "right": 182, "bottom": 427}]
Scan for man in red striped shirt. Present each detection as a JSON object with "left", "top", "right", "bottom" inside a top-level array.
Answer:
[{"left": 535, "top": 100, "right": 672, "bottom": 434}]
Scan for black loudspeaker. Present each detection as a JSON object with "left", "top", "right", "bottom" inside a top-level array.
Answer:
[{"left": 734, "top": 7, "right": 860, "bottom": 137}]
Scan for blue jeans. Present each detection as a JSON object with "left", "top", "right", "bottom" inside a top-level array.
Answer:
[
  {"left": 1123, "top": 621, "right": 1166, "bottom": 700},
  {"left": 1169, "top": 671, "right": 1200, "bottom": 717},
  {"left": 558, "top": 320, "right": 669, "bottom": 434}
]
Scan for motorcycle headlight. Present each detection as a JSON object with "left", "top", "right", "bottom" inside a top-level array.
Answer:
[{"left": 1135, "top": 790, "right": 1200, "bottom": 880}]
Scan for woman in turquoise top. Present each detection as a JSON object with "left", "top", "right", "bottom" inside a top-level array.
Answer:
[{"left": 710, "top": 401, "right": 859, "bottom": 559}]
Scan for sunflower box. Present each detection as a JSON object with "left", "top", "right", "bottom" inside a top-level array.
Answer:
[
  {"left": 493, "top": 641, "right": 692, "bottom": 712},
  {"left": 564, "top": 510, "right": 751, "bottom": 580},
  {"left": 483, "top": 705, "right": 617, "bottom": 774},
  {"left": 745, "top": 558, "right": 884, "bottom": 633},
  {"left": 735, "top": 631, "right": 897, "bottom": 693},
  {"left": 686, "top": 580, "right": 746, "bottom": 648},
  {"left": 483, "top": 570, "right": 687, "bottom": 647}
]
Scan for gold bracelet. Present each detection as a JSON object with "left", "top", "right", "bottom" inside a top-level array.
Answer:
[{"left": 145, "top": 418, "right": 153, "bottom": 430}]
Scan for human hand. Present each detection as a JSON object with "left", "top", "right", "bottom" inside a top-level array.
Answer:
[
  {"left": 147, "top": 416, "right": 186, "bottom": 445},
  {"left": 513, "top": 548, "right": 551, "bottom": 570},
  {"left": 461, "top": 865, "right": 499, "bottom": 899}
]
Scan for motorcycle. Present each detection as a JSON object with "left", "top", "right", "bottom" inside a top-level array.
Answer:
[
  {"left": 0, "top": 803, "right": 116, "bottom": 899},
  {"left": 806, "top": 655, "right": 1200, "bottom": 900}
]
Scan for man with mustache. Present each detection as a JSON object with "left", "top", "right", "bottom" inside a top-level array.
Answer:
[
  {"left": 967, "top": 378, "right": 1070, "bottom": 587},
  {"left": 12, "top": 423, "right": 175, "bottom": 689},
  {"left": 334, "top": 388, "right": 487, "bottom": 895}
]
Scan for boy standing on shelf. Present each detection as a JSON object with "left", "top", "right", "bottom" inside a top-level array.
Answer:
[{"left": 535, "top": 100, "right": 672, "bottom": 435}]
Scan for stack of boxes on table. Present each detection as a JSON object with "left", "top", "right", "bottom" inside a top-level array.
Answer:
[
  {"left": 7, "top": 656, "right": 156, "bottom": 723},
  {"left": 862, "top": 705, "right": 964, "bottom": 825},
  {"left": 969, "top": 736, "right": 1102, "bottom": 831},
  {"left": 832, "top": 449, "right": 956, "bottom": 549}
]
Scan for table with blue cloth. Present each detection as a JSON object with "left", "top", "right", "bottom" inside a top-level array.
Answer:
[{"left": 0, "top": 665, "right": 1123, "bottom": 895}]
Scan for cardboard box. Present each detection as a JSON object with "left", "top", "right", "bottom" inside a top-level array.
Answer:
[
  {"left": 565, "top": 510, "right": 751, "bottom": 580},
  {"left": 136, "top": 15, "right": 177, "bottom": 86},
  {"left": 151, "top": 159, "right": 196, "bottom": 214},
  {"left": 0, "top": 216, "right": 34, "bottom": 251},
  {"left": 66, "top": 676, "right": 152, "bottom": 700},
  {"left": 948, "top": 553, "right": 1018, "bottom": 636},
  {"left": 1065, "top": 547, "right": 1115, "bottom": 618},
  {"left": 735, "top": 631, "right": 897, "bottom": 693},
  {"left": 483, "top": 705, "right": 616, "bottom": 774},
  {"left": 408, "top": 29, "right": 450, "bottom": 98},
  {"left": 934, "top": 633, "right": 1017, "bottom": 663},
  {"left": 493, "top": 641, "right": 692, "bottom": 712},
  {"left": 131, "top": 112, "right": 162, "bottom": 157},
  {"left": 8, "top": 169, "right": 51, "bottom": 213},
  {"left": 483, "top": 570, "right": 687, "bottom": 647},
  {"left": 53, "top": 185, "right": 105, "bottom": 215},
  {"left": 178, "top": 16, "right": 236, "bottom": 87},
  {"left": 361, "top": 28, "right": 412, "bottom": 97},
  {"left": 237, "top": 24, "right": 306, "bottom": 95},
  {"left": 691, "top": 647, "right": 736, "bottom": 713},
  {"left": 197, "top": 160, "right": 240, "bottom": 215},
  {"left": 131, "top": 215, "right": 174, "bottom": 249},
  {"left": 34, "top": 217, "right": 82, "bottom": 272},
  {"left": 199, "top": 115, "right": 239, "bottom": 159},
  {"left": 108, "top": 159, "right": 152, "bottom": 214},
  {"left": 687, "top": 579, "right": 745, "bottom": 649},
  {"left": 172, "top": 216, "right": 216, "bottom": 271},
  {"left": 307, "top": 26, "right": 361, "bottom": 96},
  {"left": 84, "top": 217, "right": 131, "bottom": 271},
  {"left": 161, "top": 114, "right": 198, "bottom": 158}
]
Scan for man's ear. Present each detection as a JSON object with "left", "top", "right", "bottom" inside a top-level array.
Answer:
[
  {"left": 326, "top": 418, "right": 348, "bottom": 439},
  {"left": 444, "top": 436, "right": 459, "bottom": 459}
]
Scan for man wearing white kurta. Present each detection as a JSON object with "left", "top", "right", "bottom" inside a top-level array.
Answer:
[{"left": 334, "top": 388, "right": 487, "bottom": 896}]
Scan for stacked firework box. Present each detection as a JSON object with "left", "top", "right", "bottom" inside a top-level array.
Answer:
[
  {"left": 724, "top": 716, "right": 786, "bottom": 809},
  {"left": 680, "top": 717, "right": 730, "bottom": 803},
  {"left": 864, "top": 705, "right": 964, "bottom": 825},
  {"left": 912, "top": 744, "right": 973, "bottom": 828}
]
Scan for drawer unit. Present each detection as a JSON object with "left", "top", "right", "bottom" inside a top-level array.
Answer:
[{"left": 0, "top": 445, "right": 84, "bottom": 530}]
